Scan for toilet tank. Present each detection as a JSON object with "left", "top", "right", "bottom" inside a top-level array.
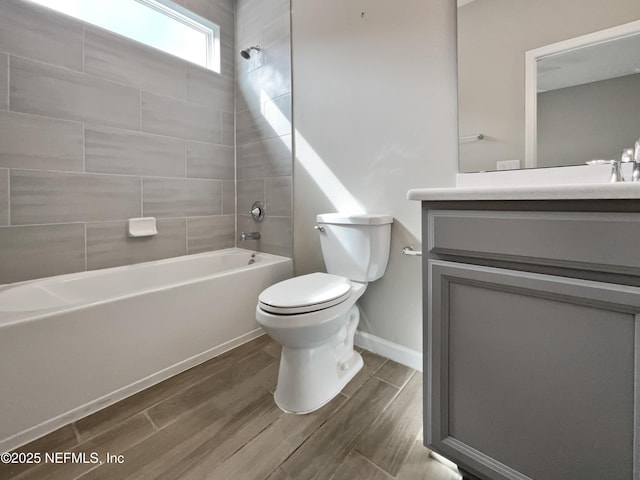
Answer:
[{"left": 316, "top": 213, "right": 393, "bottom": 282}]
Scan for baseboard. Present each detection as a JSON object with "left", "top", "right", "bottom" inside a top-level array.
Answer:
[
  {"left": 1, "top": 328, "right": 265, "bottom": 453},
  {"left": 354, "top": 330, "right": 422, "bottom": 372}
]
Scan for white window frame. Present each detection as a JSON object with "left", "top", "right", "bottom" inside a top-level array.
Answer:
[
  {"left": 27, "top": 0, "right": 221, "bottom": 73},
  {"left": 141, "top": 0, "right": 220, "bottom": 72}
]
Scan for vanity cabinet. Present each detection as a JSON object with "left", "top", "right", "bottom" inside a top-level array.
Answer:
[{"left": 420, "top": 200, "right": 640, "bottom": 480}]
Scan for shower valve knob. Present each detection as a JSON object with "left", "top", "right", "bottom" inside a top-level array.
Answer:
[{"left": 249, "top": 201, "right": 265, "bottom": 222}]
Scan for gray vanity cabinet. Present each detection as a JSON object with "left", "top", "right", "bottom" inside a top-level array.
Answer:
[{"left": 422, "top": 202, "right": 640, "bottom": 480}]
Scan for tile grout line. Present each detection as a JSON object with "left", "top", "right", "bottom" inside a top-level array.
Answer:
[
  {"left": 0, "top": 215, "right": 233, "bottom": 230},
  {"left": 75, "top": 350, "right": 274, "bottom": 444},
  {"left": 142, "top": 410, "right": 161, "bottom": 432},
  {"left": 184, "top": 140, "right": 188, "bottom": 178},
  {"left": 233, "top": 49, "right": 237, "bottom": 247},
  {"left": 6, "top": 169, "right": 10, "bottom": 226},
  {"left": 6, "top": 54, "right": 10, "bottom": 110},
  {"left": 220, "top": 179, "right": 225, "bottom": 216},
  {"left": 140, "top": 177, "right": 143, "bottom": 217},
  {"left": 0, "top": 108, "right": 235, "bottom": 146},
  {"left": 373, "top": 376, "right": 404, "bottom": 391},
  {"left": 276, "top": 395, "right": 350, "bottom": 476},
  {"left": 373, "top": 369, "right": 417, "bottom": 391},
  {"left": 5, "top": 166, "right": 231, "bottom": 182},
  {"left": 2, "top": 49, "right": 229, "bottom": 108},
  {"left": 350, "top": 450, "right": 396, "bottom": 480},
  {"left": 3, "top": 35, "right": 237, "bottom": 108},
  {"left": 325, "top": 379, "right": 404, "bottom": 480},
  {"left": 82, "top": 25, "right": 85, "bottom": 73},
  {"left": 139, "top": 89, "right": 143, "bottom": 131},
  {"left": 71, "top": 422, "right": 82, "bottom": 446},
  {"left": 185, "top": 215, "right": 189, "bottom": 254},
  {"left": 84, "top": 223, "right": 87, "bottom": 271},
  {"left": 70, "top": 423, "right": 160, "bottom": 480},
  {"left": 82, "top": 122, "right": 86, "bottom": 173},
  {"left": 399, "top": 370, "right": 418, "bottom": 391}
]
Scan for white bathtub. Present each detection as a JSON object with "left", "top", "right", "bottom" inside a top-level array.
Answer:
[{"left": 0, "top": 248, "right": 292, "bottom": 452}]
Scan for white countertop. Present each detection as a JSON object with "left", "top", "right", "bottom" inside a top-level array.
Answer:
[{"left": 407, "top": 182, "right": 640, "bottom": 201}]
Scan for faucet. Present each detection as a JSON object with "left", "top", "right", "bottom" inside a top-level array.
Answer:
[
  {"left": 240, "top": 231, "right": 261, "bottom": 241},
  {"left": 610, "top": 148, "right": 633, "bottom": 183},
  {"left": 610, "top": 158, "right": 624, "bottom": 183},
  {"left": 633, "top": 139, "right": 640, "bottom": 182},
  {"left": 609, "top": 148, "right": 634, "bottom": 183}
]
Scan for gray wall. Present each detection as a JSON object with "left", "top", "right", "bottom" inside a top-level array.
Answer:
[
  {"left": 458, "top": 0, "right": 640, "bottom": 172},
  {"left": 291, "top": 0, "right": 458, "bottom": 353},
  {"left": 0, "top": 0, "right": 236, "bottom": 284},
  {"left": 538, "top": 74, "right": 640, "bottom": 167},
  {"left": 235, "top": 0, "right": 293, "bottom": 257}
]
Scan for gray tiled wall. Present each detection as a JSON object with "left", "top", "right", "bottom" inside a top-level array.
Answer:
[
  {"left": 236, "top": 0, "right": 293, "bottom": 257},
  {"left": 0, "top": 0, "right": 237, "bottom": 284}
]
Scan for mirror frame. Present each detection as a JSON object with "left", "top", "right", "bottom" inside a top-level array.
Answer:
[{"left": 524, "top": 18, "right": 640, "bottom": 168}]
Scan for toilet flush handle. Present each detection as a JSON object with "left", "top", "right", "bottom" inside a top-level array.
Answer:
[{"left": 314, "top": 225, "right": 325, "bottom": 232}]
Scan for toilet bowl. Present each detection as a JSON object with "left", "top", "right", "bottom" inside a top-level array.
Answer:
[
  {"left": 256, "top": 213, "right": 393, "bottom": 414},
  {"left": 257, "top": 274, "right": 366, "bottom": 413}
]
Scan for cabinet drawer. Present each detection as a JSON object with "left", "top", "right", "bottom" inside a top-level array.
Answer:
[{"left": 428, "top": 210, "right": 640, "bottom": 274}]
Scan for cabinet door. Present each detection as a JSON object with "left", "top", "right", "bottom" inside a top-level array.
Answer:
[{"left": 427, "top": 260, "right": 640, "bottom": 480}]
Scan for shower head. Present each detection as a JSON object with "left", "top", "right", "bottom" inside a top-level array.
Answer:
[{"left": 240, "top": 45, "right": 261, "bottom": 60}]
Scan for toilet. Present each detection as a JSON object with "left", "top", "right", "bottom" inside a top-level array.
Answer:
[{"left": 256, "top": 213, "right": 393, "bottom": 414}]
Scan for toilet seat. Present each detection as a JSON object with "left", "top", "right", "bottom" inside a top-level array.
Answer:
[{"left": 258, "top": 272, "right": 352, "bottom": 315}]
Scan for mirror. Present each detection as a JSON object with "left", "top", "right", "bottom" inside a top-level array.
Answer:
[{"left": 457, "top": 0, "right": 640, "bottom": 173}]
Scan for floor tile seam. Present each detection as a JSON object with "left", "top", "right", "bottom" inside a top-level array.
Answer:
[
  {"left": 261, "top": 344, "right": 282, "bottom": 360},
  {"left": 142, "top": 411, "right": 161, "bottom": 432},
  {"left": 155, "top": 392, "right": 282, "bottom": 478},
  {"left": 371, "top": 376, "right": 404, "bottom": 391},
  {"left": 342, "top": 359, "right": 389, "bottom": 399},
  {"left": 350, "top": 378, "right": 405, "bottom": 447},
  {"left": 373, "top": 370, "right": 417, "bottom": 391},
  {"left": 276, "top": 394, "right": 351, "bottom": 478},
  {"left": 74, "top": 363, "right": 232, "bottom": 443},
  {"left": 68, "top": 423, "right": 160, "bottom": 480},
  {"left": 350, "top": 378, "right": 420, "bottom": 479},
  {"left": 116, "top": 409, "right": 241, "bottom": 480},
  {"left": 157, "top": 343, "right": 275, "bottom": 402},
  {"left": 345, "top": 449, "right": 396, "bottom": 480},
  {"left": 146, "top": 392, "right": 229, "bottom": 431},
  {"left": 372, "top": 358, "right": 389, "bottom": 372},
  {"left": 297, "top": 382, "right": 400, "bottom": 480},
  {"left": 71, "top": 462, "right": 101, "bottom": 480},
  {"left": 71, "top": 423, "right": 82, "bottom": 447},
  {"left": 352, "top": 437, "right": 412, "bottom": 480},
  {"left": 201, "top": 361, "right": 280, "bottom": 414},
  {"left": 12, "top": 418, "right": 158, "bottom": 480},
  {"left": 129, "top": 354, "right": 279, "bottom": 431},
  {"left": 71, "top": 408, "right": 157, "bottom": 449},
  {"left": 317, "top": 378, "right": 399, "bottom": 446},
  {"left": 215, "top": 408, "right": 286, "bottom": 478}
]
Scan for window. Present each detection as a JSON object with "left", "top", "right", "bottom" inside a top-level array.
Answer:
[{"left": 28, "top": 0, "right": 220, "bottom": 72}]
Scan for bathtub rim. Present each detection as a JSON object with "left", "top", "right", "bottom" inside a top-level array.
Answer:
[{"left": 0, "top": 248, "right": 292, "bottom": 328}]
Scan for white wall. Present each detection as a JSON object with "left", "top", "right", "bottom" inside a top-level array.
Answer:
[{"left": 291, "top": 0, "right": 458, "bottom": 353}]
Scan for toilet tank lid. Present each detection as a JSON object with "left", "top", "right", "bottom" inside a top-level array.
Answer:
[{"left": 317, "top": 213, "right": 393, "bottom": 225}]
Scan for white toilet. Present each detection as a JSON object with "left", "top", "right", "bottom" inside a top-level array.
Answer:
[{"left": 256, "top": 213, "right": 393, "bottom": 414}]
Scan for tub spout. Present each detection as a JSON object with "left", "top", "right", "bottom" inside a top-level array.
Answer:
[{"left": 241, "top": 231, "right": 261, "bottom": 241}]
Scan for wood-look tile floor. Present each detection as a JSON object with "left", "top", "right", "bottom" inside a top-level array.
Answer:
[{"left": 1, "top": 336, "right": 462, "bottom": 480}]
